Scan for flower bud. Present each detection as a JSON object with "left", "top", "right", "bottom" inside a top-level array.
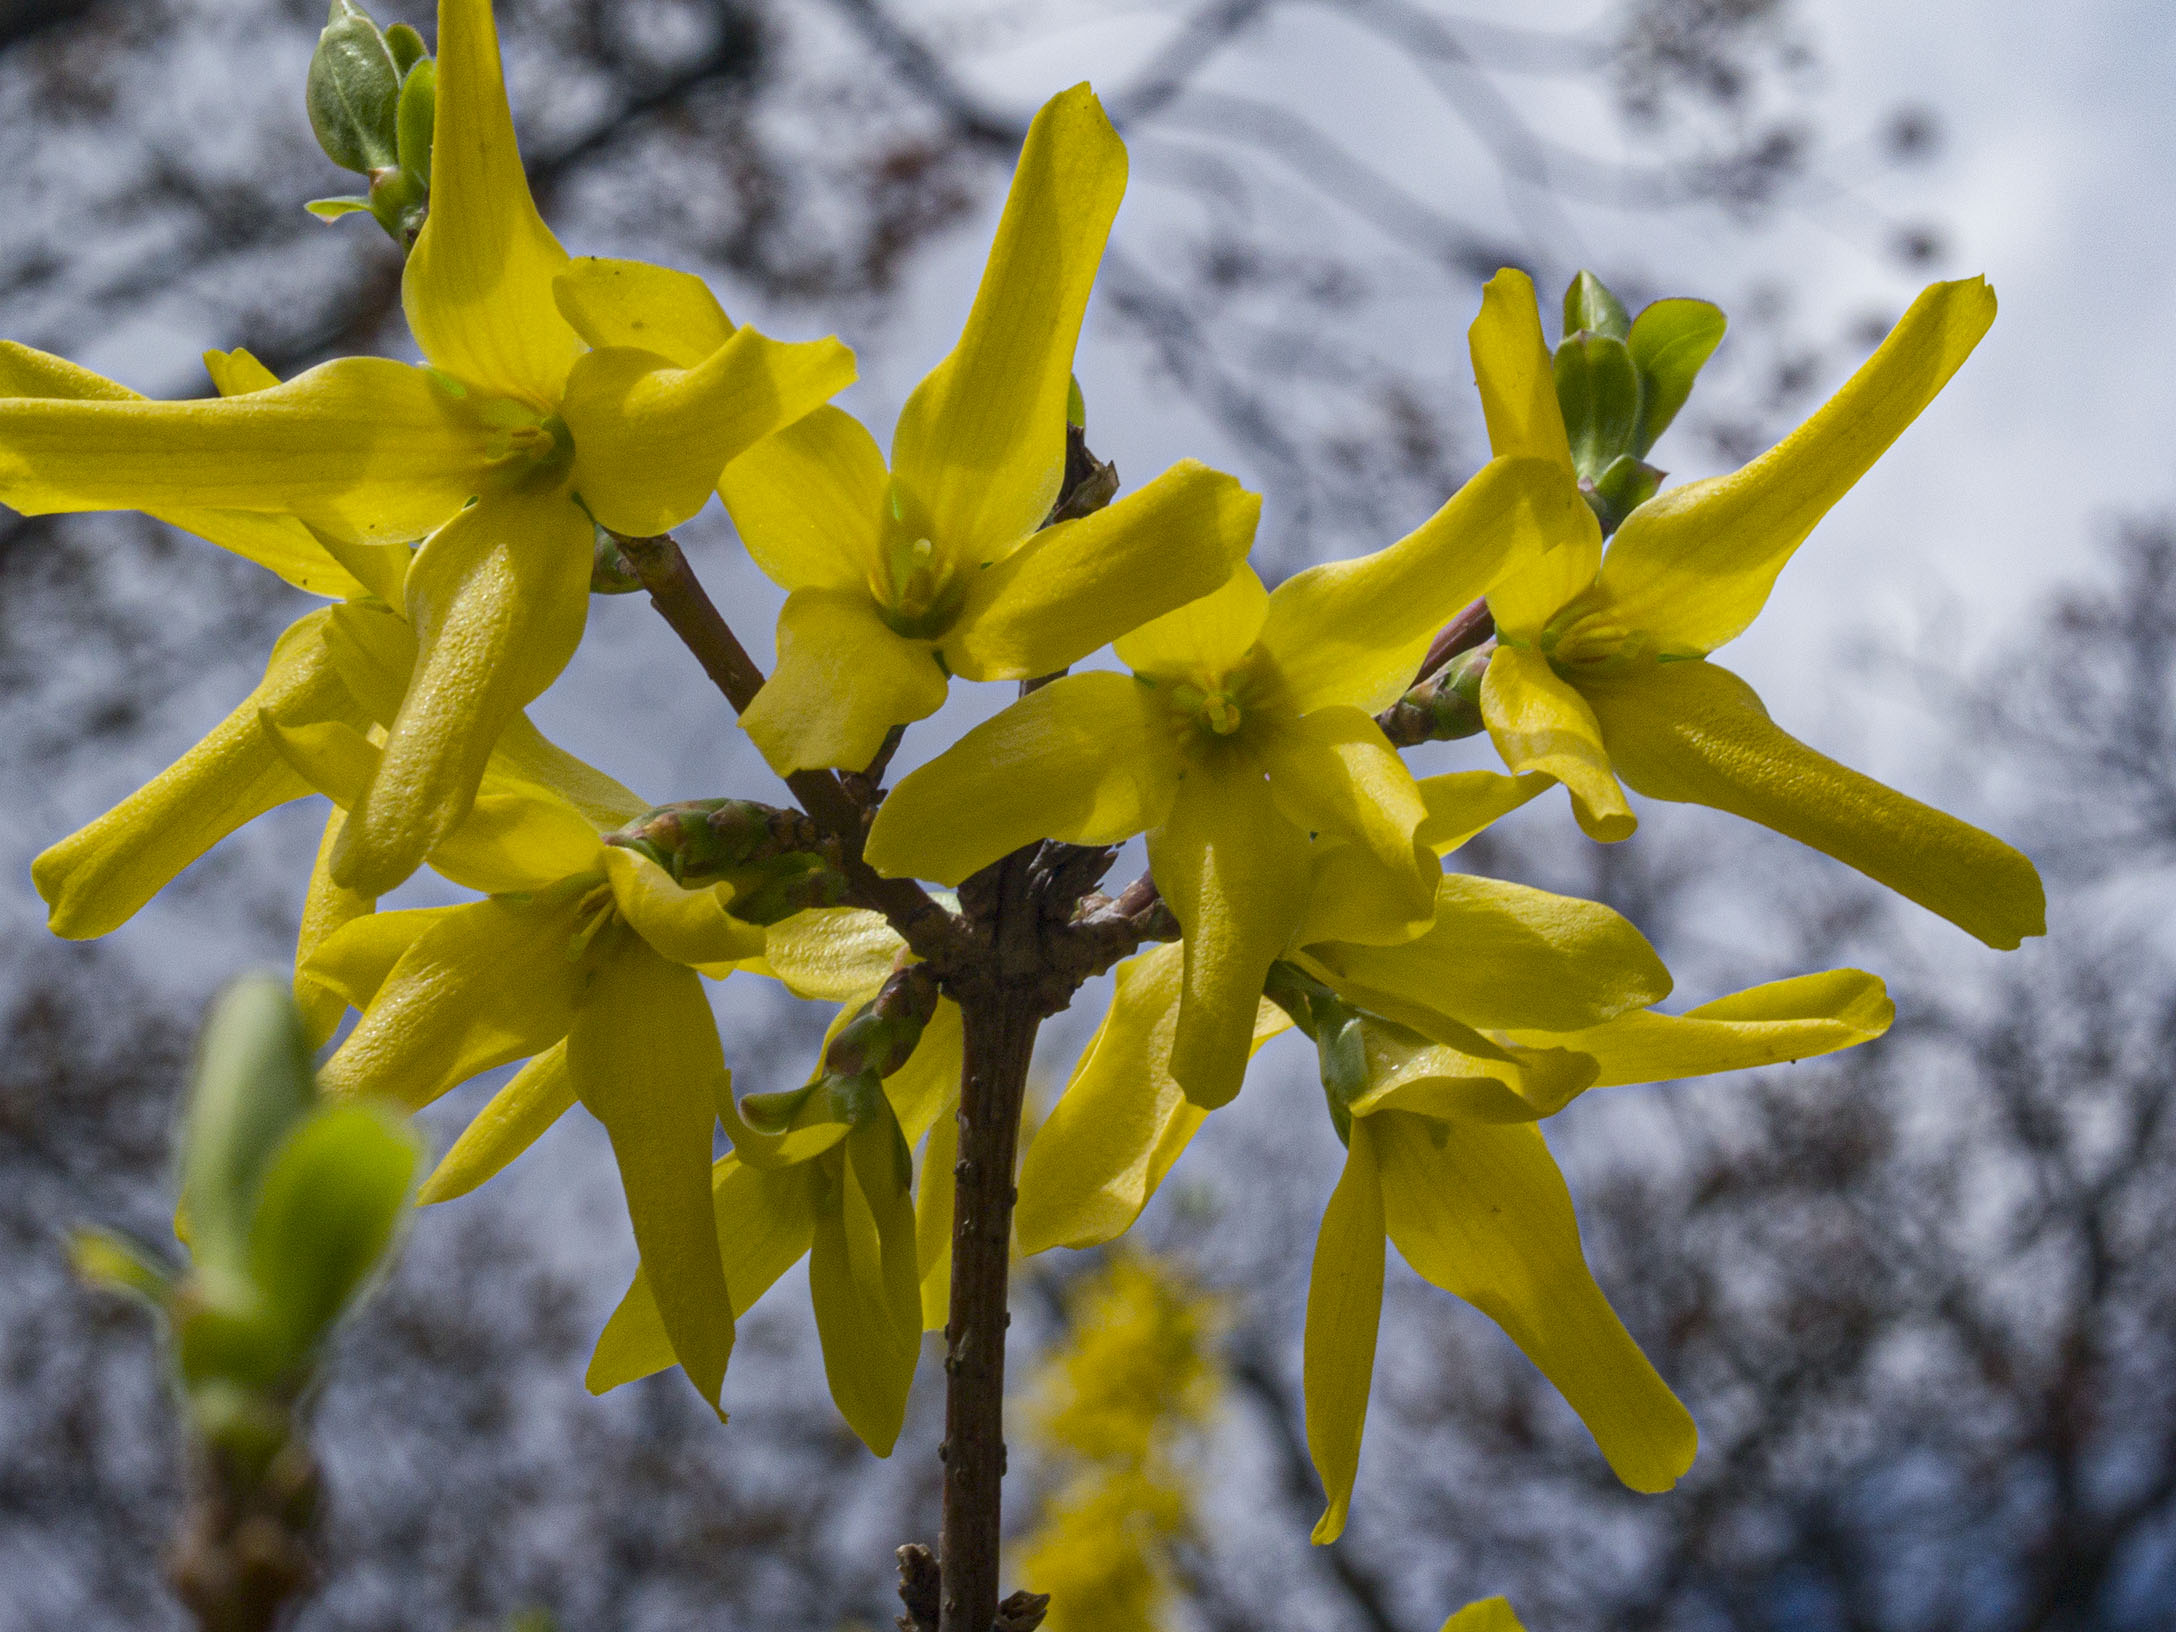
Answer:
[
  {"left": 307, "top": 1, "right": 402, "bottom": 176},
  {"left": 1562, "top": 269, "right": 1631, "bottom": 342}
]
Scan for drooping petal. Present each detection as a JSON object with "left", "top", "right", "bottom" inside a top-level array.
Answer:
[
  {"left": 759, "top": 908, "right": 908, "bottom": 1002},
  {"left": 1304, "top": 1118, "right": 1386, "bottom": 1545},
  {"left": 943, "top": 461, "right": 1258, "bottom": 681},
  {"left": 915, "top": 1110, "right": 959, "bottom": 1331},
  {"left": 1114, "top": 565, "right": 1270, "bottom": 682},
  {"left": 490, "top": 712, "right": 646, "bottom": 828},
  {"left": 1150, "top": 760, "right": 1312, "bottom": 1108},
  {"left": 415, "top": 1039, "right": 577, "bottom": 1204},
  {"left": 1590, "top": 278, "right": 1997, "bottom": 656},
  {"left": 564, "top": 934, "right": 737, "bottom": 1414},
  {"left": 0, "top": 353, "right": 487, "bottom": 544},
  {"left": 809, "top": 1118, "right": 925, "bottom": 1455},
  {"left": 1481, "top": 645, "right": 1635, "bottom": 842},
  {"left": 740, "top": 588, "right": 950, "bottom": 775},
  {"left": 552, "top": 257, "right": 734, "bottom": 362},
  {"left": 1469, "top": 268, "right": 1574, "bottom": 470},
  {"left": 1349, "top": 1020, "right": 1586, "bottom": 1126},
  {"left": 1260, "top": 705, "right": 1436, "bottom": 941},
  {"left": 865, "top": 672, "right": 1182, "bottom": 885},
  {"left": 295, "top": 807, "right": 375, "bottom": 1048},
  {"left": 1370, "top": 1108, "right": 1696, "bottom": 1492},
  {"left": 1307, "top": 873, "right": 1671, "bottom": 1033},
  {"left": 1414, "top": 769, "right": 1554, "bottom": 855},
  {"left": 403, "top": 0, "right": 582, "bottom": 401},
  {"left": 1261, "top": 456, "right": 1590, "bottom": 713},
  {"left": 1505, "top": 968, "right": 1893, "bottom": 1097},
  {"left": 304, "top": 905, "right": 454, "bottom": 1015},
  {"left": 317, "top": 881, "right": 593, "bottom": 1109},
  {"left": 561, "top": 327, "right": 856, "bottom": 538},
  {"left": 884, "top": 997, "right": 965, "bottom": 1147},
  {"left": 332, "top": 482, "right": 593, "bottom": 894},
  {"left": 890, "top": 84, "right": 1127, "bottom": 563},
  {"left": 717, "top": 405, "right": 889, "bottom": 593},
  {"left": 33, "top": 609, "right": 365, "bottom": 939},
  {"left": 1584, "top": 658, "right": 2045, "bottom": 948},
  {"left": 603, "top": 846, "right": 767, "bottom": 968}
]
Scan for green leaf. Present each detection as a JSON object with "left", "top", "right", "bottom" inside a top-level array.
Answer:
[
  {"left": 384, "top": 21, "right": 427, "bottom": 78},
  {"left": 70, "top": 1227, "right": 175, "bottom": 1305},
  {"left": 1553, "top": 332, "right": 1641, "bottom": 483},
  {"left": 305, "top": 196, "right": 374, "bottom": 220},
  {"left": 395, "top": 55, "right": 437, "bottom": 183},
  {"left": 307, "top": 0, "right": 402, "bottom": 175},
  {"left": 180, "top": 975, "right": 318, "bottom": 1288},
  {"left": 1562, "top": 271, "right": 1630, "bottom": 342},
  {"left": 1628, "top": 297, "right": 1727, "bottom": 455},
  {"left": 1590, "top": 452, "right": 1664, "bottom": 530}
]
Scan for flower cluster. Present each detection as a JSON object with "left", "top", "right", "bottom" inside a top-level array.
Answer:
[{"left": 9, "top": 0, "right": 2042, "bottom": 1571}]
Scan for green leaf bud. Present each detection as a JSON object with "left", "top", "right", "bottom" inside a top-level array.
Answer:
[
  {"left": 307, "top": 0, "right": 402, "bottom": 176},
  {"left": 1553, "top": 330, "right": 1642, "bottom": 484},
  {"left": 1562, "top": 270, "right": 1631, "bottom": 342},
  {"left": 1588, "top": 452, "right": 1665, "bottom": 532},
  {"left": 384, "top": 20, "right": 427, "bottom": 78},
  {"left": 395, "top": 53, "right": 437, "bottom": 184},
  {"left": 1065, "top": 374, "right": 1087, "bottom": 429},
  {"left": 1628, "top": 297, "right": 1726, "bottom": 456},
  {"left": 591, "top": 526, "right": 646, "bottom": 594}
]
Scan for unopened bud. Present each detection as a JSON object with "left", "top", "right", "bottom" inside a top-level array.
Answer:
[
  {"left": 591, "top": 526, "right": 645, "bottom": 594},
  {"left": 1381, "top": 644, "right": 1491, "bottom": 746},
  {"left": 1563, "top": 270, "right": 1631, "bottom": 342},
  {"left": 606, "top": 799, "right": 842, "bottom": 922},
  {"left": 307, "top": 1, "right": 402, "bottom": 175}
]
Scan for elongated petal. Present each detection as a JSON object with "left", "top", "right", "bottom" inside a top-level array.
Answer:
[
  {"left": 1415, "top": 769, "right": 1554, "bottom": 855},
  {"left": 1506, "top": 968, "right": 1893, "bottom": 1099},
  {"left": 565, "top": 936, "right": 736, "bottom": 1414},
  {"left": 810, "top": 1119, "right": 924, "bottom": 1455},
  {"left": 332, "top": 483, "right": 593, "bottom": 894},
  {"left": 1260, "top": 456, "right": 1590, "bottom": 715},
  {"left": 552, "top": 257, "right": 734, "bottom": 362},
  {"left": 1309, "top": 873, "right": 1671, "bottom": 1032},
  {"left": 1150, "top": 761, "right": 1312, "bottom": 1108},
  {"left": 404, "top": 0, "right": 581, "bottom": 400},
  {"left": 562, "top": 327, "right": 856, "bottom": 538},
  {"left": 1261, "top": 705, "right": 1435, "bottom": 939},
  {"left": 891, "top": 85, "right": 1126, "bottom": 562},
  {"left": 915, "top": 1110, "right": 958, "bottom": 1331},
  {"left": 491, "top": 712, "right": 646, "bottom": 828},
  {"left": 1585, "top": 659, "right": 2045, "bottom": 948},
  {"left": 1304, "top": 1120, "right": 1386, "bottom": 1545},
  {"left": 885, "top": 997, "right": 965, "bottom": 1148},
  {"left": 1443, "top": 1598, "right": 1526, "bottom": 1632},
  {"left": 865, "top": 672, "right": 1182, "bottom": 884},
  {"left": 1592, "top": 279, "right": 1997, "bottom": 655},
  {"left": 718, "top": 404, "right": 888, "bottom": 593},
  {"left": 304, "top": 905, "right": 453, "bottom": 1013},
  {"left": 34, "top": 609, "right": 363, "bottom": 939},
  {"left": 318, "top": 882, "right": 592, "bottom": 1109},
  {"left": 740, "top": 588, "right": 950, "bottom": 775},
  {"left": 1114, "top": 565, "right": 1269, "bottom": 681},
  {"left": 1481, "top": 646, "right": 1634, "bottom": 842},
  {"left": 295, "top": 807, "right": 375, "bottom": 1048},
  {"left": 1470, "top": 269, "right": 1574, "bottom": 469},
  {"left": 587, "top": 1159, "right": 821, "bottom": 1394},
  {"left": 944, "top": 461, "right": 1258, "bottom": 681},
  {"left": 1371, "top": 1108, "right": 1696, "bottom": 1492},
  {"left": 0, "top": 355, "right": 486, "bottom": 544},
  {"left": 416, "top": 1039, "right": 577, "bottom": 1204},
  {"left": 603, "top": 846, "right": 767, "bottom": 967},
  {"left": 760, "top": 908, "right": 907, "bottom": 1002}
]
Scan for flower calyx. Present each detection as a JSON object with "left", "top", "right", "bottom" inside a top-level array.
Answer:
[{"left": 605, "top": 798, "right": 845, "bottom": 925}]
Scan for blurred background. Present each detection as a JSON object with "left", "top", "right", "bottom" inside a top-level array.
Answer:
[{"left": 3, "top": 1, "right": 2174, "bottom": 1627}]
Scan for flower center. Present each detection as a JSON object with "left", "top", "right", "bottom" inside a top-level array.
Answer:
[
  {"left": 874, "top": 483, "right": 967, "bottom": 641},
  {"left": 1169, "top": 680, "right": 1245, "bottom": 738}
]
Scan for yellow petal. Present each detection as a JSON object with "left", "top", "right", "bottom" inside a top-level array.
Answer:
[
  {"left": 890, "top": 84, "right": 1126, "bottom": 562},
  {"left": 33, "top": 608, "right": 363, "bottom": 939},
  {"left": 760, "top": 907, "right": 908, "bottom": 1002},
  {"left": 0, "top": 354, "right": 487, "bottom": 544},
  {"left": 565, "top": 936, "right": 737, "bottom": 1414},
  {"left": 1304, "top": 1118, "right": 1386, "bottom": 1545},
  {"left": 740, "top": 588, "right": 950, "bottom": 775},
  {"left": 403, "top": 0, "right": 582, "bottom": 401},
  {"left": 319, "top": 599, "right": 420, "bottom": 726},
  {"left": 1017, "top": 941, "right": 1291, "bottom": 1253},
  {"left": 1481, "top": 645, "right": 1635, "bottom": 842},
  {"left": 1371, "top": 1108, "right": 1696, "bottom": 1492},
  {"left": 1414, "top": 769, "right": 1554, "bottom": 855},
  {"left": 432, "top": 773, "right": 606, "bottom": 893},
  {"left": 1590, "top": 278, "right": 1997, "bottom": 655},
  {"left": 1260, "top": 455, "right": 1590, "bottom": 713},
  {"left": 561, "top": 327, "right": 856, "bottom": 538},
  {"left": 1291, "top": 835, "right": 1446, "bottom": 950},
  {"left": 416, "top": 1039, "right": 577, "bottom": 1204},
  {"left": 1113, "top": 564, "right": 1270, "bottom": 681},
  {"left": 717, "top": 404, "right": 889, "bottom": 593},
  {"left": 332, "top": 483, "right": 593, "bottom": 895},
  {"left": 944, "top": 461, "right": 1258, "bottom": 681},
  {"left": 1507, "top": 968, "right": 1893, "bottom": 1098},
  {"left": 865, "top": 672, "right": 1182, "bottom": 885},
  {"left": 1260, "top": 705, "right": 1436, "bottom": 939},
  {"left": 1584, "top": 659, "right": 2045, "bottom": 948},
  {"left": 317, "top": 881, "right": 593, "bottom": 1110},
  {"left": 1442, "top": 1598, "right": 1526, "bottom": 1632},
  {"left": 603, "top": 846, "right": 767, "bottom": 967},
  {"left": 1347, "top": 1019, "right": 1582, "bottom": 1125},
  {"left": 1307, "top": 872, "right": 1671, "bottom": 1032},
  {"left": 303, "top": 905, "right": 453, "bottom": 1014},
  {"left": 552, "top": 256, "right": 734, "bottom": 362},
  {"left": 1486, "top": 511, "right": 1602, "bottom": 647},
  {"left": 1149, "top": 761, "right": 1312, "bottom": 1109},
  {"left": 915, "top": 1109, "right": 958, "bottom": 1331},
  {"left": 1469, "top": 268, "right": 1574, "bottom": 469},
  {"left": 885, "top": 997, "right": 965, "bottom": 1148},
  {"left": 490, "top": 712, "right": 646, "bottom": 828},
  {"left": 809, "top": 1118, "right": 925, "bottom": 1455},
  {"left": 295, "top": 806, "right": 375, "bottom": 1048}
]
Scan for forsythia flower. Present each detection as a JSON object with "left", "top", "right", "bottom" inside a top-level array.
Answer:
[
  {"left": 1470, "top": 268, "right": 2044, "bottom": 947},
  {"left": 582, "top": 909, "right": 963, "bottom": 1453},
  {"left": 717, "top": 85, "right": 1257, "bottom": 776},
  {"left": 0, "top": 0, "right": 852, "bottom": 897},
  {"left": 865, "top": 464, "right": 1589, "bottom": 1108}
]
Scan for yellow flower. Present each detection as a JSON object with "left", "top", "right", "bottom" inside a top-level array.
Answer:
[
  {"left": 865, "top": 463, "right": 1587, "bottom": 1109},
  {"left": 0, "top": 0, "right": 853, "bottom": 897},
  {"left": 581, "top": 909, "right": 964, "bottom": 1455},
  {"left": 716, "top": 84, "right": 1257, "bottom": 776},
  {"left": 296, "top": 728, "right": 768, "bottom": 1414},
  {"left": 1442, "top": 1601, "right": 1525, "bottom": 1632},
  {"left": 1469, "top": 267, "right": 2044, "bottom": 948}
]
